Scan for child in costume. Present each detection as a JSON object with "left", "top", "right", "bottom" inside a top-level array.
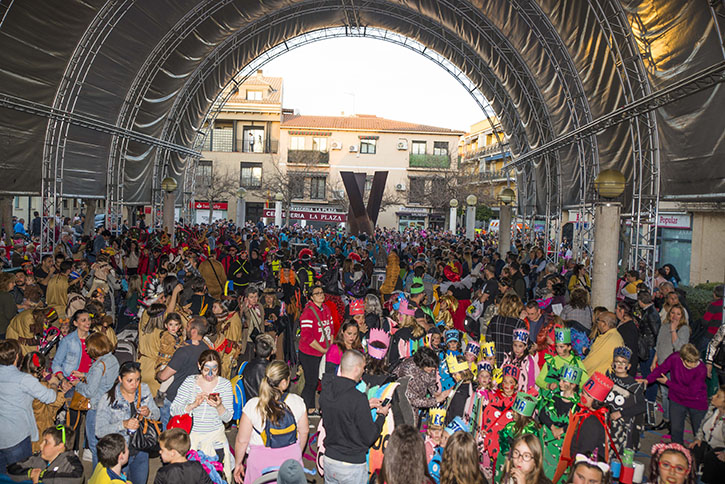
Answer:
[
  {"left": 502, "top": 328, "right": 540, "bottom": 392},
  {"left": 605, "top": 346, "right": 646, "bottom": 454},
  {"left": 425, "top": 408, "right": 446, "bottom": 463},
  {"left": 481, "top": 341, "right": 503, "bottom": 386},
  {"left": 464, "top": 340, "right": 481, "bottom": 363},
  {"left": 429, "top": 416, "right": 469, "bottom": 484},
  {"left": 554, "top": 372, "right": 617, "bottom": 483},
  {"left": 536, "top": 326, "right": 588, "bottom": 391},
  {"left": 537, "top": 364, "right": 583, "bottom": 480},
  {"left": 444, "top": 354, "right": 477, "bottom": 427},
  {"left": 438, "top": 329, "right": 461, "bottom": 392},
  {"left": 495, "top": 392, "right": 540, "bottom": 482},
  {"left": 476, "top": 361, "right": 496, "bottom": 407},
  {"left": 480, "top": 364, "right": 519, "bottom": 477}
]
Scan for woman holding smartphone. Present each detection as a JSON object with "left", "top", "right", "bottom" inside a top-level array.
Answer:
[{"left": 171, "top": 349, "right": 234, "bottom": 483}]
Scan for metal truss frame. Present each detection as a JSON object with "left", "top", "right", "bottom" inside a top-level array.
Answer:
[{"left": 0, "top": 0, "right": 14, "bottom": 30}]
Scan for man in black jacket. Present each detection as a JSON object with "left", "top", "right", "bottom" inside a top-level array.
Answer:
[
  {"left": 241, "top": 334, "right": 274, "bottom": 399},
  {"left": 319, "top": 350, "right": 390, "bottom": 484}
]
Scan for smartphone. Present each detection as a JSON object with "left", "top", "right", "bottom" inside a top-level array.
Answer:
[
  {"left": 209, "top": 393, "right": 220, "bottom": 400},
  {"left": 380, "top": 397, "right": 391, "bottom": 407}
]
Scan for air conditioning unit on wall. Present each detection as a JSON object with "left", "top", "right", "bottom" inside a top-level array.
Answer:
[
  {"left": 330, "top": 140, "right": 342, "bottom": 150},
  {"left": 395, "top": 183, "right": 406, "bottom": 191},
  {"left": 349, "top": 145, "right": 358, "bottom": 152},
  {"left": 397, "top": 139, "right": 408, "bottom": 150}
]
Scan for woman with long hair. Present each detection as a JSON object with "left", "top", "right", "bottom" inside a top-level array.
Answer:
[
  {"left": 325, "top": 320, "right": 363, "bottom": 374},
  {"left": 96, "top": 360, "right": 160, "bottom": 484},
  {"left": 138, "top": 303, "right": 167, "bottom": 396},
  {"left": 377, "top": 424, "right": 434, "bottom": 484},
  {"left": 439, "top": 431, "right": 487, "bottom": 484},
  {"left": 233, "top": 360, "right": 309, "bottom": 484},
  {"left": 488, "top": 293, "right": 526, "bottom": 366},
  {"left": 647, "top": 443, "right": 697, "bottom": 484},
  {"left": 500, "top": 434, "right": 551, "bottom": 484}
]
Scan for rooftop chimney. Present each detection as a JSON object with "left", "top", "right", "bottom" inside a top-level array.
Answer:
[{"left": 256, "top": 69, "right": 263, "bottom": 76}]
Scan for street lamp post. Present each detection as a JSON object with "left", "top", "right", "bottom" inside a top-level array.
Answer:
[
  {"left": 465, "top": 194, "right": 477, "bottom": 240},
  {"left": 497, "top": 187, "right": 515, "bottom": 256},
  {"left": 449, "top": 199, "right": 458, "bottom": 233},
  {"left": 161, "top": 177, "right": 177, "bottom": 244},
  {"left": 236, "top": 188, "right": 247, "bottom": 228},
  {"left": 590, "top": 169, "right": 626, "bottom": 309},
  {"left": 274, "top": 192, "right": 283, "bottom": 227}
]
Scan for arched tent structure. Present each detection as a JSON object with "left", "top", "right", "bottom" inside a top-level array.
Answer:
[{"left": 0, "top": 0, "right": 724, "bottom": 267}]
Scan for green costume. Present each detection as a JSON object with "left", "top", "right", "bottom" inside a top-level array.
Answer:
[
  {"left": 537, "top": 389, "right": 579, "bottom": 481},
  {"left": 535, "top": 353, "right": 588, "bottom": 389}
]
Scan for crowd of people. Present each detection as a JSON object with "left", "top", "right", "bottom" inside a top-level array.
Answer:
[{"left": 0, "top": 217, "right": 723, "bottom": 484}]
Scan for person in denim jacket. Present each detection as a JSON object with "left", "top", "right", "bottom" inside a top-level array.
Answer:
[
  {"left": 96, "top": 361, "right": 159, "bottom": 484},
  {"left": 52, "top": 310, "right": 93, "bottom": 389},
  {"left": 74, "top": 333, "right": 119, "bottom": 470}
]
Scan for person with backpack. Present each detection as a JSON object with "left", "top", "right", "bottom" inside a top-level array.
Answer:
[{"left": 233, "top": 360, "right": 309, "bottom": 484}]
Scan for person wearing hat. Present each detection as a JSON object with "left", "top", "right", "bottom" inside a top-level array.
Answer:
[
  {"left": 538, "top": 364, "right": 583, "bottom": 479},
  {"left": 443, "top": 354, "right": 476, "bottom": 426},
  {"left": 428, "top": 416, "right": 470, "bottom": 484},
  {"left": 495, "top": 392, "right": 540, "bottom": 481},
  {"left": 553, "top": 372, "right": 616, "bottom": 483},
  {"left": 583, "top": 311, "right": 624, "bottom": 376},
  {"left": 425, "top": 408, "right": 447, "bottom": 463},
  {"left": 536, "top": 326, "right": 588, "bottom": 391},
  {"left": 503, "top": 328, "right": 540, "bottom": 393},
  {"left": 438, "top": 330, "right": 461, "bottom": 392},
  {"left": 605, "top": 346, "right": 646, "bottom": 454},
  {"left": 480, "top": 364, "right": 520, "bottom": 470}
]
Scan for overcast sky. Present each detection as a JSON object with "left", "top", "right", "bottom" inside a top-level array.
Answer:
[{"left": 261, "top": 37, "right": 486, "bottom": 133}]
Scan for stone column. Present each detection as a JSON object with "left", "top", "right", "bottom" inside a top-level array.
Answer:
[
  {"left": 449, "top": 205, "right": 457, "bottom": 233},
  {"left": 591, "top": 202, "right": 621, "bottom": 310},
  {"left": 499, "top": 204, "right": 512, "bottom": 257},
  {"left": 83, "top": 199, "right": 96, "bottom": 236},
  {"left": 163, "top": 191, "right": 175, "bottom": 243}
]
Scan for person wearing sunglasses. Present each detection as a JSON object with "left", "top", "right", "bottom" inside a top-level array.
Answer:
[{"left": 6, "top": 425, "right": 84, "bottom": 484}]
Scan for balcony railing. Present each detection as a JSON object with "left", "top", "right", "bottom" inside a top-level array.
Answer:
[
  {"left": 463, "top": 142, "right": 510, "bottom": 161},
  {"left": 478, "top": 170, "right": 515, "bottom": 182},
  {"left": 288, "top": 149, "right": 329, "bottom": 164},
  {"left": 409, "top": 153, "right": 451, "bottom": 168}
]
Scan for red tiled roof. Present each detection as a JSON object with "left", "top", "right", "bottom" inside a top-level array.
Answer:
[
  {"left": 226, "top": 74, "right": 283, "bottom": 104},
  {"left": 281, "top": 114, "right": 465, "bottom": 135}
]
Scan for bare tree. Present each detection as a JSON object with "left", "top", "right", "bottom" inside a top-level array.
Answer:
[{"left": 195, "top": 167, "right": 239, "bottom": 224}]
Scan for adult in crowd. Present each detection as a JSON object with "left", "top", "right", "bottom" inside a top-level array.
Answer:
[
  {"left": 637, "top": 290, "right": 661, "bottom": 403},
  {"left": 198, "top": 252, "right": 227, "bottom": 300},
  {"left": 0, "top": 339, "right": 58, "bottom": 473},
  {"left": 0, "top": 273, "right": 18, "bottom": 339},
  {"left": 96, "top": 360, "right": 160, "bottom": 484},
  {"left": 689, "top": 385, "right": 725, "bottom": 483},
  {"left": 706, "top": 317, "right": 725, "bottom": 385},
  {"left": 651, "top": 303, "right": 690, "bottom": 431},
  {"left": 393, "top": 347, "right": 451, "bottom": 426},
  {"left": 560, "top": 288, "right": 593, "bottom": 332},
  {"left": 157, "top": 316, "right": 211, "bottom": 428},
  {"left": 375, "top": 424, "right": 433, "bottom": 484},
  {"left": 439, "top": 431, "right": 487, "bottom": 484},
  {"left": 73, "top": 332, "right": 119, "bottom": 469},
  {"left": 170, "top": 349, "right": 234, "bottom": 482},
  {"left": 615, "top": 302, "right": 640, "bottom": 377},
  {"left": 298, "top": 286, "right": 333, "bottom": 414},
  {"left": 240, "top": 333, "right": 275, "bottom": 400},
  {"left": 319, "top": 350, "right": 390, "bottom": 484},
  {"left": 487, "top": 293, "right": 526, "bottom": 366},
  {"left": 51, "top": 309, "right": 93, "bottom": 391},
  {"left": 567, "top": 264, "right": 591, "bottom": 293},
  {"left": 583, "top": 311, "right": 624, "bottom": 376},
  {"left": 524, "top": 300, "right": 548, "bottom": 344},
  {"left": 233, "top": 360, "right": 308, "bottom": 484}
]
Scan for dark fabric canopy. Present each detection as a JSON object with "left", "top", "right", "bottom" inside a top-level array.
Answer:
[{"left": 0, "top": 0, "right": 722, "bottom": 208}]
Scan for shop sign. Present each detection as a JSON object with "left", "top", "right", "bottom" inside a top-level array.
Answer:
[
  {"left": 262, "top": 209, "right": 347, "bottom": 222},
  {"left": 191, "top": 201, "right": 229, "bottom": 210},
  {"left": 658, "top": 214, "right": 690, "bottom": 229}
]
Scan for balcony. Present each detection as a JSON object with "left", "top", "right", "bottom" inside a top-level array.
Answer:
[
  {"left": 409, "top": 153, "right": 451, "bottom": 168},
  {"left": 288, "top": 149, "right": 329, "bottom": 164},
  {"left": 238, "top": 138, "right": 279, "bottom": 154},
  {"left": 478, "top": 170, "right": 515, "bottom": 182},
  {"left": 463, "top": 142, "right": 510, "bottom": 161}
]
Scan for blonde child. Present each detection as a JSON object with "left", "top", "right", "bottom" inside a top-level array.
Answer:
[{"left": 425, "top": 409, "right": 446, "bottom": 463}]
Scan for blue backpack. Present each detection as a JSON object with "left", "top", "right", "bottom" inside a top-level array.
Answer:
[
  {"left": 253, "top": 395, "right": 298, "bottom": 448},
  {"left": 231, "top": 361, "right": 248, "bottom": 422}
]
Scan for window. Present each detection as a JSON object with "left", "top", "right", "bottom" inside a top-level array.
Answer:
[
  {"left": 312, "top": 137, "right": 328, "bottom": 152},
  {"left": 240, "top": 163, "right": 262, "bottom": 188},
  {"left": 360, "top": 139, "right": 377, "bottom": 154},
  {"left": 197, "top": 160, "right": 213, "bottom": 188},
  {"left": 310, "top": 177, "right": 326, "bottom": 200},
  {"left": 290, "top": 173, "right": 305, "bottom": 199},
  {"left": 409, "top": 177, "right": 426, "bottom": 204},
  {"left": 433, "top": 141, "right": 448, "bottom": 156},
  {"left": 211, "top": 123, "right": 233, "bottom": 152},
  {"left": 411, "top": 140, "right": 426, "bottom": 155},
  {"left": 246, "top": 90, "right": 263, "bottom": 101},
  {"left": 242, "top": 127, "right": 265, "bottom": 153},
  {"left": 290, "top": 136, "right": 305, "bottom": 150}
]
